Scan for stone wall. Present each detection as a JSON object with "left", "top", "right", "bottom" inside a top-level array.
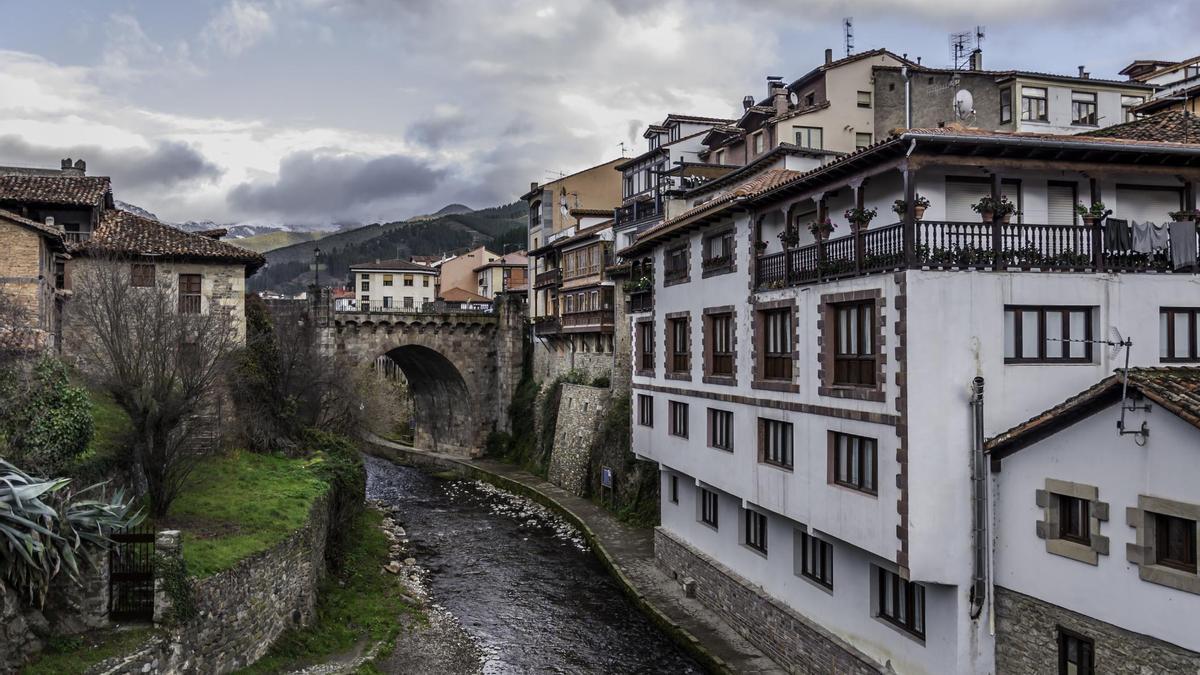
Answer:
[
  {"left": 654, "top": 528, "right": 883, "bottom": 675},
  {"left": 91, "top": 492, "right": 332, "bottom": 675},
  {"left": 0, "top": 582, "right": 42, "bottom": 672},
  {"left": 995, "top": 585, "right": 1200, "bottom": 674},
  {"left": 531, "top": 339, "right": 613, "bottom": 383},
  {"left": 547, "top": 383, "right": 611, "bottom": 495}
]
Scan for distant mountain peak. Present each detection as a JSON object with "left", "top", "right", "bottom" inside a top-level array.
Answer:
[
  {"left": 114, "top": 200, "right": 159, "bottom": 221},
  {"left": 434, "top": 203, "right": 473, "bottom": 216}
]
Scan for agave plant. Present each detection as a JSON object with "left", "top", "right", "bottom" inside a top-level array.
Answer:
[{"left": 0, "top": 459, "right": 143, "bottom": 606}]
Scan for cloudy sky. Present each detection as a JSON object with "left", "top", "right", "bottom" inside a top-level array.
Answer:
[{"left": 0, "top": 1, "right": 1195, "bottom": 226}]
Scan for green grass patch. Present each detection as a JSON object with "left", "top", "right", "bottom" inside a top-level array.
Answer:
[
  {"left": 237, "top": 509, "right": 420, "bottom": 674},
  {"left": 21, "top": 627, "right": 154, "bottom": 675},
  {"left": 166, "top": 451, "right": 329, "bottom": 577}
]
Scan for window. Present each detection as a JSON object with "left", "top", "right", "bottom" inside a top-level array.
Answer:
[
  {"left": 803, "top": 91, "right": 816, "bottom": 106},
  {"left": 359, "top": 296, "right": 369, "bottom": 312},
  {"left": 856, "top": 90, "right": 871, "bottom": 108},
  {"left": 669, "top": 475, "right": 678, "bottom": 504},
  {"left": 1161, "top": 308, "right": 1199, "bottom": 362},
  {"left": 1057, "top": 628, "right": 1095, "bottom": 675},
  {"left": 1071, "top": 91, "right": 1098, "bottom": 126},
  {"left": 753, "top": 132, "right": 765, "bottom": 154},
  {"left": 1004, "top": 306, "right": 1093, "bottom": 363},
  {"left": 798, "top": 531, "right": 833, "bottom": 589},
  {"left": 833, "top": 301, "right": 876, "bottom": 386},
  {"left": 178, "top": 274, "right": 201, "bottom": 314},
  {"left": 744, "top": 509, "right": 768, "bottom": 554},
  {"left": 664, "top": 245, "right": 688, "bottom": 283},
  {"left": 403, "top": 296, "right": 414, "bottom": 308},
  {"left": 715, "top": 149, "right": 725, "bottom": 164},
  {"left": 707, "top": 313, "right": 734, "bottom": 376},
  {"left": 1000, "top": 87, "right": 1013, "bottom": 123},
  {"left": 669, "top": 401, "right": 688, "bottom": 438},
  {"left": 701, "top": 488, "right": 719, "bottom": 528},
  {"left": 794, "top": 126, "right": 823, "bottom": 150},
  {"left": 831, "top": 432, "right": 877, "bottom": 494},
  {"left": 703, "top": 230, "right": 734, "bottom": 269},
  {"left": 877, "top": 567, "right": 925, "bottom": 638},
  {"left": 623, "top": 173, "right": 634, "bottom": 198},
  {"left": 383, "top": 274, "right": 393, "bottom": 286},
  {"left": 1122, "top": 95, "right": 1145, "bottom": 122},
  {"left": 759, "top": 418, "right": 793, "bottom": 469},
  {"left": 637, "top": 322, "right": 655, "bottom": 372},
  {"left": 1057, "top": 494, "right": 1091, "bottom": 545},
  {"left": 1021, "top": 86, "right": 1048, "bottom": 122},
  {"left": 637, "top": 394, "right": 653, "bottom": 427},
  {"left": 1155, "top": 513, "right": 1197, "bottom": 573},
  {"left": 130, "top": 263, "right": 155, "bottom": 287},
  {"left": 1187, "top": 65, "right": 1200, "bottom": 79},
  {"left": 668, "top": 316, "right": 690, "bottom": 375},
  {"left": 761, "top": 308, "right": 792, "bottom": 380},
  {"left": 855, "top": 133, "right": 872, "bottom": 150},
  {"left": 1047, "top": 181, "right": 1078, "bottom": 226},
  {"left": 423, "top": 276, "right": 430, "bottom": 287},
  {"left": 382, "top": 296, "right": 393, "bottom": 308},
  {"left": 708, "top": 409, "right": 733, "bottom": 451}
]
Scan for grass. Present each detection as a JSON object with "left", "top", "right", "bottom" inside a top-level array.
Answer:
[
  {"left": 20, "top": 627, "right": 154, "bottom": 675},
  {"left": 166, "top": 451, "right": 329, "bottom": 577},
  {"left": 236, "top": 509, "right": 420, "bottom": 674},
  {"left": 85, "top": 387, "right": 131, "bottom": 459}
]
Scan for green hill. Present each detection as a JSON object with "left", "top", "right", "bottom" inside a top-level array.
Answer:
[{"left": 235, "top": 230, "right": 326, "bottom": 253}]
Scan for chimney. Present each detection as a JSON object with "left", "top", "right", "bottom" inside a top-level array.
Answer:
[
  {"left": 44, "top": 216, "right": 54, "bottom": 229},
  {"left": 767, "top": 76, "right": 788, "bottom": 115},
  {"left": 61, "top": 158, "right": 72, "bottom": 171},
  {"left": 530, "top": 181, "right": 538, "bottom": 194},
  {"left": 74, "top": 159, "right": 86, "bottom": 174},
  {"left": 824, "top": 48, "right": 833, "bottom": 65},
  {"left": 969, "top": 48, "right": 983, "bottom": 71},
  {"left": 742, "top": 95, "right": 755, "bottom": 110},
  {"left": 1078, "top": 65, "right": 1087, "bottom": 78},
  {"left": 60, "top": 157, "right": 84, "bottom": 177}
]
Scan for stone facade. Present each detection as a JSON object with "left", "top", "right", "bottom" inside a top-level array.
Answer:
[
  {"left": 0, "top": 582, "right": 43, "bottom": 673},
  {"left": 655, "top": 528, "right": 883, "bottom": 675},
  {"left": 995, "top": 585, "right": 1200, "bottom": 674},
  {"left": 0, "top": 216, "right": 62, "bottom": 351},
  {"left": 547, "top": 383, "right": 611, "bottom": 495},
  {"left": 531, "top": 338, "right": 614, "bottom": 383}
]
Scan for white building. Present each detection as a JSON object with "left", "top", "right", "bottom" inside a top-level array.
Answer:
[
  {"left": 988, "top": 367, "right": 1200, "bottom": 673},
  {"left": 347, "top": 259, "right": 438, "bottom": 312},
  {"left": 623, "top": 127, "right": 1200, "bottom": 674}
]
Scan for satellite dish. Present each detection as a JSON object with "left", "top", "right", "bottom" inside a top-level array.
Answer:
[{"left": 954, "top": 89, "right": 975, "bottom": 120}]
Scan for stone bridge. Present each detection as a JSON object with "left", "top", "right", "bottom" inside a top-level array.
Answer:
[{"left": 317, "top": 295, "right": 526, "bottom": 456}]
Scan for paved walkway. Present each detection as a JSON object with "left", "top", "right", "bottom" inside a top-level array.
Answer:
[{"left": 364, "top": 434, "right": 783, "bottom": 675}]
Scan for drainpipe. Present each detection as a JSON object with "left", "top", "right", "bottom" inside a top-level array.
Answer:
[
  {"left": 969, "top": 377, "right": 988, "bottom": 620},
  {"left": 901, "top": 65, "right": 912, "bottom": 129}
]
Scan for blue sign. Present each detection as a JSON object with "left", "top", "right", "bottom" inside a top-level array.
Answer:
[{"left": 600, "top": 466, "right": 614, "bottom": 489}]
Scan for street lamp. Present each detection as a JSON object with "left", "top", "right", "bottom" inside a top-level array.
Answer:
[{"left": 313, "top": 246, "right": 322, "bottom": 289}]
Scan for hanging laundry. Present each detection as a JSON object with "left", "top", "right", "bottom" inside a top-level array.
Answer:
[
  {"left": 1132, "top": 220, "right": 1154, "bottom": 253},
  {"left": 1104, "top": 218, "right": 1132, "bottom": 251},
  {"left": 1169, "top": 220, "right": 1198, "bottom": 270},
  {"left": 1149, "top": 221, "right": 1170, "bottom": 251}
]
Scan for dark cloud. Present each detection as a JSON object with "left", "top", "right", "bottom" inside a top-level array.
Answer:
[
  {"left": 0, "top": 135, "right": 221, "bottom": 190},
  {"left": 227, "top": 150, "right": 446, "bottom": 219},
  {"left": 406, "top": 110, "right": 466, "bottom": 149}
]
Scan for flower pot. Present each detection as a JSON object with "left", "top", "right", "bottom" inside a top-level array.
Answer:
[
  {"left": 980, "top": 211, "right": 993, "bottom": 223},
  {"left": 1082, "top": 215, "right": 1096, "bottom": 226},
  {"left": 1002, "top": 214, "right": 1011, "bottom": 224},
  {"left": 913, "top": 205, "right": 926, "bottom": 220}
]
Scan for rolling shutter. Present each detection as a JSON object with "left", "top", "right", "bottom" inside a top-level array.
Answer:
[
  {"left": 1047, "top": 183, "right": 1078, "bottom": 225},
  {"left": 1115, "top": 186, "right": 1182, "bottom": 225},
  {"left": 945, "top": 177, "right": 1022, "bottom": 222}
]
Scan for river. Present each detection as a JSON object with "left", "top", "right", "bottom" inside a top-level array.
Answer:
[{"left": 364, "top": 454, "right": 702, "bottom": 674}]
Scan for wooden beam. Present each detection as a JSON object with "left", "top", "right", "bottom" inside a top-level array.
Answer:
[{"left": 915, "top": 153, "right": 1200, "bottom": 180}]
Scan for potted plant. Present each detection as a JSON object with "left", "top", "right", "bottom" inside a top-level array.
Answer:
[
  {"left": 971, "top": 195, "right": 1019, "bottom": 223},
  {"left": 844, "top": 206, "right": 878, "bottom": 231},
  {"left": 754, "top": 240, "right": 768, "bottom": 254},
  {"left": 1169, "top": 209, "right": 1200, "bottom": 223},
  {"left": 892, "top": 195, "right": 931, "bottom": 220},
  {"left": 778, "top": 225, "right": 801, "bottom": 248},
  {"left": 808, "top": 219, "right": 835, "bottom": 241},
  {"left": 1074, "top": 201, "right": 1108, "bottom": 225}
]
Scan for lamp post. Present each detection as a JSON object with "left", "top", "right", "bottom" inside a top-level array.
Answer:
[{"left": 313, "top": 246, "right": 321, "bottom": 289}]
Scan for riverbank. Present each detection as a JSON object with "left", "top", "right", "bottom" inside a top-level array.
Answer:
[{"left": 363, "top": 433, "right": 783, "bottom": 675}]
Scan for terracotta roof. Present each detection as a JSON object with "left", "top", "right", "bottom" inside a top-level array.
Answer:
[
  {"left": 78, "top": 209, "right": 265, "bottom": 271},
  {"left": 0, "top": 208, "right": 66, "bottom": 247},
  {"left": 440, "top": 287, "right": 491, "bottom": 303},
  {"left": 1079, "top": 110, "right": 1200, "bottom": 144},
  {"left": 349, "top": 258, "right": 438, "bottom": 272},
  {"left": 663, "top": 113, "right": 737, "bottom": 126},
  {"left": 0, "top": 175, "right": 112, "bottom": 207},
  {"left": 569, "top": 207, "right": 613, "bottom": 218},
  {"left": 194, "top": 228, "right": 228, "bottom": 240},
  {"left": 986, "top": 368, "right": 1200, "bottom": 458},
  {"left": 473, "top": 252, "right": 528, "bottom": 271}
]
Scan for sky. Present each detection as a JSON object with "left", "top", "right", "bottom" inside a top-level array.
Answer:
[{"left": 0, "top": 1, "right": 1196, "bottom": 226}]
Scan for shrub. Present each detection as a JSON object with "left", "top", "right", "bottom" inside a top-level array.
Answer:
[
  {"left": 483, "top": 431, "right": 512, "bottom": 457},
  {"left": 591, "top": 375, "right": 611, "bottom": 388},
  {"left": 0, "top": 357, "right": 93, "bottom": 476},
  {"left": 302, "top": 429, "right": 366, "bottom": 564}
]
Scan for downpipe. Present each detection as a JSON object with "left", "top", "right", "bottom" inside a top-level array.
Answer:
[{"left": 969, "top": 377, "right": 988, "bottom": 620}]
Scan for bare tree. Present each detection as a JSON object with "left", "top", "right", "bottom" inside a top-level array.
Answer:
[
  {"left": 69, "top": 256, "right": 238, "bottom": 517},
  {"left": 0, "top": 282, "right": 39, "bottom": 365}
]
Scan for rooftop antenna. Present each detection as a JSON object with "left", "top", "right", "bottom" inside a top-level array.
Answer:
[
  {"left": 843, "top": 17, "right": 854, "bottom": 57},
  {"left": 950, "top": 30, "right": 972, "bottom": 70},
  {"left": 544, "top": 170, "right": 566, "bottom": 181},
  {"left": 975, "top": 25, "right": 986, "bottom": 51},
  {"left": 617, "top": 141, "right": 628, "bottom": 157},
  {"left": 1053, "top": 326, "right": 1150, "bottom": 443}
]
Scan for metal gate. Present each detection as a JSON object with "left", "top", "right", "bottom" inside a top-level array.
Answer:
[{"left": 109, "top": 522, "right": 156, "bottom": 622}]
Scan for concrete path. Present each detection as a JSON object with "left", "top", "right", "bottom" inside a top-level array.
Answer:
[{"left": 364, "top": 433, "right": 784, "bottom": 675}]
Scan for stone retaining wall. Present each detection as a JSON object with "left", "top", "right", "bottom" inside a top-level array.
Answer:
[
  {"left": 90, "top": 492, "right": 332, "bottom": 674},
  {"left": 995, "top": 585, "right": 1200, "bottom": 674},
  {"left": 654, "top": 527, "right": 882, "bottom": 674},
  {"left": 547, "top": 383, "right": 610, "bottom": 496}
]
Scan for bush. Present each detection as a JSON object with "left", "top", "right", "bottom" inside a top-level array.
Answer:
[
  {"left": 483, "top": 431, "right": 511, "bottom": 457},
  {"left": 0, "top": 357, "right": 94, "bottom": 476},
  {"left": 591, "top": 375, "right": 610, "bottom": 388},
  {"left": 588, "top": 394, "right": 659, "bottom": 527},
  {"left": 302, "top": 429, "right": 366, "bottom": 564}
]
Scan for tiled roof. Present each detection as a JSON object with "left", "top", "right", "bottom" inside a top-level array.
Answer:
[
  {"left": 78, "top": 209, "right": 265, "bottom": 270},
  {"left": 0, "top": 175, "right": 112, "bottom": 207},
  {"left": 1082, "top": 110, "right": 1200, "bottom": 144},
  {"left": 986, "top": 367, "right": 1200, "bottom": 455},
  {"left": 349, "top": 258, "right": 438, "bottom": 272},
  {"left": 664, "top": 113, "right": 737, "bottom": 125},
  {"left": 0, "top": 208, "right": 66, "bottom": 245},
  {"left": 633, "top": 168, "right": 801, "bottom": 244},
  {"left": 569, "top": 208, "right": 613, "bottom": 218},
  {"left": 440, "top": 287, "right": 491, "bottom": 303}
]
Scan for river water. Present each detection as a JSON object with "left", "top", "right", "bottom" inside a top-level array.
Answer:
[{"left": 365, "top": 454, "right": 702, "bottom": 675}]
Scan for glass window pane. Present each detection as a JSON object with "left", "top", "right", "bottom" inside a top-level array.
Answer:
[
  {"left": 1176, "top": 313, "right": 1191, "bottom": 358},
  {"left": 1046, "top": 311, "right": 1063, "bottom": 358},
  {"left": 1069, "top": 311, "right": 1088, "bottom": 358},
  {"left": 1022, "top": 311, "right": 1039, "bottom": 357},
  {"left": 1004, "top": 310, "right": 1016, "bottom": 358},
  {"left": 1161, "top": 311, "right": 1171, "bottom": 358}
]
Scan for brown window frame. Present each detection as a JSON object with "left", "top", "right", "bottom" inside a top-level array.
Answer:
[
  {"left": 1057, "top": 494, "right": 1091, "bottom": 546},
  {"left": 877, "top": 566, "right": 925, "bottom": 639},
  {"left": 130, "top": 263, "right": 156, "bottom": 287},
  {"left": 1057, "top": 627, "right": 1095, "bottom": 675},
  {"left": 758, "top": 418, "right": 793, "bottom": 469},
  {"left": 669, "top": 475, "right": 679, "bottom": 504},
  {"left": 799, "top": 531, "right": 833, "bottom": 589},
  {"left": 637, "top": 321, "right": 655, "bottom": 373},
  {"left": 178, "top": 274, "right": 202, "bottom": 314},
  {"left": 700, "top": 488, "right": 719, "bottom": 528},
  {"left": 830, "top": 432, "right": 877, "bottom": 495},
  {"left": 760, "top": 307, "right": 793, "bottom": 381},
  {"left": 833, "top": 300, "right": 877, "bottom": 386},
  {"left": 1005, "top": 305, "right": 1094, "bottom": 364},
  {"left": 999, "top": 87, "right": 1013, "bottom": 124},
  {"left": 702, "top": 230, "right": 734, "bottom": 272},
  {"left": 706, "top": 312, "right": 734, "bottom": 377},
  {"left": 664, "top": 244, "right": 689, "bottom": 283},
  {"left": 668, "top": 400, "right": 689, "bottom": 438},
  {"left": 1161, "top": 307, "right": 1199, "bottom": 362},
  {"left": 744, "top": 509, "right": 768, "bottom": 554},
  {"left": 1154, "top": 512, "right": 1198, "bottom": 573},
  {"left": 637, "top": 394, "right": 653, "bottom": 427},
  {"left": 708, "top": 408, "right": 733, "bottom": 452},
  {"left": 667, "top": 316, "right": 690, "bottom": 375}
]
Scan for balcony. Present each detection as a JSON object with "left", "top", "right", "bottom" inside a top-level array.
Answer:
[
  {"left": 534, "top": 268, "right": 561, "bottom": 289},
  {"left": 533, "top": 316, "right": 561, "bottom": 336},
  {"left": 615, "top": 199, "right": 663, "bottom": 228},
  {"left": 755, "top": 219, "right": 1200, "bottom": 290},
  {"left": 561, "top": 309, "right": 614, "bottom": 333},
  {"left": 63, "top": 231, "right": 92, "bottom": 244},
  {"left": 629, "top": 288, "right": 653, "bottom": 313}
]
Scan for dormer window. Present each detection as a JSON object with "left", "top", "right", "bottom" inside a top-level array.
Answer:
[{"left": 649, "top": 136, "right": 660, "bottom": 150}]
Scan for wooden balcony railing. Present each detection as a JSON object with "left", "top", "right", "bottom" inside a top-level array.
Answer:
[
  {"left": 561, "top": 309, "right": 614, "bottom": 332},
  {"left": 755, "top": 219, "right": 1200, "bottom": 290},
  {"left": 534, "top": 317, "right": 561, "bottom": 336},
  {"left": 615, "top": 198, "right": 663, "bottom": 227},
  {"left": 534, "top": 268, "right": 562, "bottom": 288},
  {"left": 670, "top": 353, "right": 690, "bottom": 374},
  {"left": 629, "top": 288, "right": 653, "bottom": 313}
]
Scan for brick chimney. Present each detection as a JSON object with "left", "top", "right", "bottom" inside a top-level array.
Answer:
[
  {"left": 969, "top": 48, "right": 983, "bottom": 71},
  {"left": 60, "top": 157, "right": 85, "bottom": 177},
  {"left": 768, "top": 76, "right": 788, "bottom": 115},
  {"left": 825, "top": 48, "right": 833, "bottom": 65}
]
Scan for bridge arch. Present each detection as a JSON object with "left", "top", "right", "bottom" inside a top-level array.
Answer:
[{"left": 380, "top": 344, "right": 476, "bottom": 453}]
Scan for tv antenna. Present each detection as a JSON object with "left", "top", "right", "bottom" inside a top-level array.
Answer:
[
  {"left": 544, "top": 170, "right": 566, "bottom": 181},
  {"left": 950, "top": 31, "right": 972, "bottom": 70},
  {"left": 843, "top": 17, "right": 854, "bottom": 57},
  {"left": 1053, "top": 327, "right": 1150, "bottom": 443},
  {"left": 617, "top": 141, "right": 628, "bottom": 157},
  {"left": 975, "top": 25, "right": 986, "bottom": 50}
]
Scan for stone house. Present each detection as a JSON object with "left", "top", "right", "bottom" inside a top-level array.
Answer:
[{"left": 0, "top": 209, "right": 67, "bottom": 352}]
